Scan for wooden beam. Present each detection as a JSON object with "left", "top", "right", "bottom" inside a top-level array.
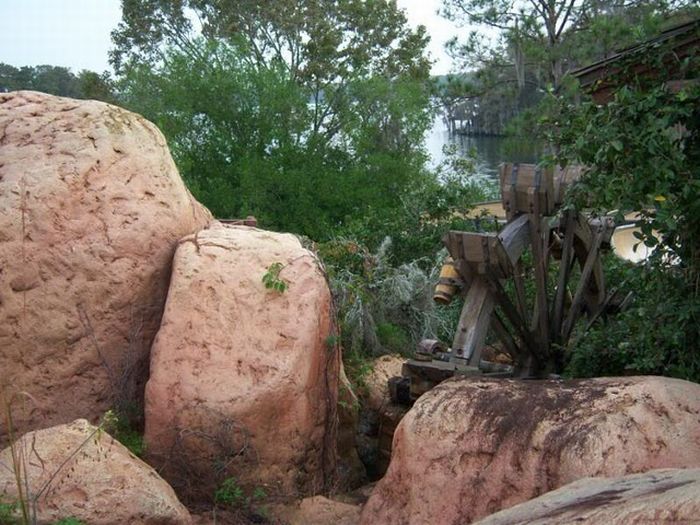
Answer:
[
  {"left": 528, "top": 187, "right": 550, "bottom": 355},
  {"left": 491, "top": 312, "right": 520, "bottom": 362},
  {"left": 562, "top": 226, "right": 605, "bottom": 342},
  {"left": 484, "top": 273, "right": 539, "bottom": 357},
  {"left": 551, "top": 209, "right": 576, "bottom": 344},
  {"left": 497, "top": 213, "right": 530, "bottom": 265},
  {"left": 450, "top": 278, "right": 494, "bottom": 365}
]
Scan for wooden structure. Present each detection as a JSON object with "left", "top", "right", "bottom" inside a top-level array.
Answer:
[
  {"left": 393, "top": 163, "right": 626, "bottom": 403},
  {"left": 573, "top": 18, "right": 700, "bottom": 104}
]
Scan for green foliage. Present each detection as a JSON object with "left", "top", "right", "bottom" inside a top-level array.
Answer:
[
  {"left": 558, "top": 45, "right": 700, "bottom": 279},
  {"left": 214, "top": 477, "right": 245, "bottom": 507},
  {"left": 567, "top": 258, "right": 700, "bottom": 382},
  {"left": 102, "top": 409, "right": 144, "bottom": 457},
  {"left": 0, "top": 63, "right": 115, "bottom": 102},
  {"left": 438, "top": 1, "right": 698, "bottom": 135},
  {"left": 213, "top": 477, "right": 268, "bottom": 520},
  {"left": 0, "top": 502, "right": 18, "bottom": 525},
  {"left": 251, "top": 487, "right": 267, "bottom": 501},
  {"left": 113, "top": 0, "right": 432, "bottom": 240},
  {"left": 376, "top": 323, "right": 410, "bottom": 354},
  {"left": 53, "top": 519, "right": 86, "bottom": 525},
  {"left": 262, "top": 262, "right": 288, "bottom": 293},
  {"left": 118, "top": 36, "right": 432, "bottom": 240},
  {"left": 323, "top": 236, "right": 461, "bottom": 358},
  {"left": 315, "top": 147, "right": 487, "bottom": 370},
  {"left": 558, "top": 41, "right": 700, "bottom": 383},
  {"left": 342, "top": 346, "right": 375, "bottom": 397},
  {"left": 337, "top": 144, "right": 492, "bottom": 265}
]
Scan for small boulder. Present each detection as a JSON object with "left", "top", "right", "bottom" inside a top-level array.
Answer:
[
  {"left": 360, "top": 376, "right": 700, "bottom": 524},
  {"left": 0, "top": 419, "right": 190, "bottom": 525},
  {"left": 283, "top": 496, "right": 361, "bottom": 525},
  {"left": 0, "top": 91, "right": 211, "bottom": 442},
  {"left": 363, "top": 354, "right": 405, "bottom": 412},
  {"left": 474, "top": 468, "right": 700, "bottom": 525},
  {"left": 144, "top": 223, "right": 339, "bottom": 501}
]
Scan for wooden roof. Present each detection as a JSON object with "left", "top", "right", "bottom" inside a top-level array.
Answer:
[{"left": 572, "top": 18, "right": 700, "bottom": 103}]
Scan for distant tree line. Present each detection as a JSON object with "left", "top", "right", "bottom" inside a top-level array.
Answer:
[
  {"left": 0, "top": 63, "right": 115, "bottom": 103},
  {"left": 437, "top": 0, "right": 700, "bottom": 136}
]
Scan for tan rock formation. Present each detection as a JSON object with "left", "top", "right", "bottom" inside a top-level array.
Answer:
[
  {"left": 0, "top": 91, "right": 211, "bottom": 441},
  {"left": 364, "top": 354, "right": 405, "bottom": 411},
  {"left": 0, "top": 419, "right": 191, "bottom": 525},
  {"left": 357, "top": 354, "right": 407, "bottom": 479},
  {"left": 144, "top": 223, "right": 339, "bottom": 501},
  {"left": 338, "top": 366, "right": 367, "bottom": 488},
  {"left": 285, "top": 496, "right": 361, "bottom": 525},
  {"left": 474, "top": 468, "right": 700, "bottom": 525},
  {"left": 360, "top": 376, "right": 700, "bottom": 525}
]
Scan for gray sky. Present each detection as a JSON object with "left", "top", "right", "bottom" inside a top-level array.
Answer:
[{"left": 0, "top": 0, "right": 463, "bottom": 75}]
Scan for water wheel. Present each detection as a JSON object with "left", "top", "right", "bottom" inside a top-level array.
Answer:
[
  {"left": 388, "top": 164, "right": 624, "bottom": 405},
  {"left": 437, "top": 163, "right": 619, "bottom": 378}
]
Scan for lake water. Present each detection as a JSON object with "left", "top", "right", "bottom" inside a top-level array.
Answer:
[{"left": 426, "top": 116, "right": 541, "bottom": 181}]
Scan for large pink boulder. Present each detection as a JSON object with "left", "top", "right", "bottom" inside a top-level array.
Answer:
[
  {"left": 0, "top": 91, "right": 211, "bottom": 442},
  {"left": 360, "top": 376, "right": 700, "bottom": 524},
  {"left": 144, "top": 223, "right": 339, "bottom": 501},
  {"left": 0, "top": 419, "right": 191, "bottom": 524},
  {"left": 474, "top": 468, "right": 700, "bottom": 525}
]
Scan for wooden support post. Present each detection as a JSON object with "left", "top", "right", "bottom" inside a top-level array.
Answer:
[
  {"left": 490, "top": 312, "right": 520, "bottom": 362},
  {"left": 450, "top": 277, "right": 495, "bottom": 365},
  {"left": 562, "top": 225, "right": 605, "bottom": 342},
  {"left": 484, "top": 273, "right": 539, "bottom": 357},
  {"left": 528, "top": 184, "right": 550, "bottom": 356},
  {"left": 551, "top": 209, "right": 576, "bottom": 343}
]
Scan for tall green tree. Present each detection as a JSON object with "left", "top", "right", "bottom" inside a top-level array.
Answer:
[
  {"left": 111, "top": 0, "right": 430, "bottom": 148},
  {"left": 113, "top": 2, "right": 434, "bottom": 239}
]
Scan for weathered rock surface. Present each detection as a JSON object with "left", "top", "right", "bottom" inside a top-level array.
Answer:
[
  {"left": 144, "top": 223, "right": 339, "bottom": 501},
  {"left": 360, "top": 376, "right": 700, "bottom": 525},
  {"left": 337, "top": 366, "right": 367, "bottom": 488},
  {"left": 364, "top": 354, "right": 405, "bottom": 412},
  {"left": 0, "top": 91, "right": 211, "bottom": 441},
  {"left": 356, "top": 354, "right": 407, "bottom": 480},
  {"left": 474, "top": 468, "right": 700, "bottom": 525},
  {"left": 0, "top": 419, "right": 191, "bottom": 524},
  {"left": 284, "top": 496, "right": 361, "bottom": 525}
]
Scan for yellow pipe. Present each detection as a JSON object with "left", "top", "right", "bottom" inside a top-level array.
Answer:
[{"left": 434, "top": 256, "right": 461, "bottom": 304}]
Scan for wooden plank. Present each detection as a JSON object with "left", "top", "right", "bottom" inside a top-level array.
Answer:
[
  {"left": 491, "top": 312, "right": 520, "bottom": 361},
  {"left": 497, "top": 213, "right": 530, "bottom": 265},
  {"left": 484, "top": 273, "right": 539, "bottom": 357},
  {"left": 574, "top": 217, "right": 607, "bottom": 307},
  {"left": 551, "top": 209, "right": 576, "bottom": 343},
  {"left": 562, "top": 226, "right": 605, "bottom": 342},
  {"left": 512, "top": 259, "right": 530, "bottom": 325},
  {"left": 528, "top": 187, "right": 550, "bottom": 354},
  {"left": 450, "top": 278, "right": 495, "bottom": 364},
  {"left": 462, "top": 232, "right": 490, "bottom": 262},
  {"left": 454, "top": 257, "right": 474, "bottom": 296},
  {"left": 496, "top": 213, "right": 531, "bottom": 323},
  {"left": 500, "top": 163, "right": 519, "bottom": 220},
  {"left": 443, "top": 231, "right": 464, "bottom": 262}
]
